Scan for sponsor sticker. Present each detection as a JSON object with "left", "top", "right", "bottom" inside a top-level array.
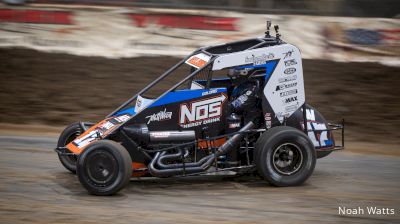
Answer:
[
  {"left": 276, "top": 82, "right": 297, "bottom": 91},
  {"left": 284, "top": 59, "right": 297, "bottom": 67},
  {"left": 245, "top": 53, "right": 274, "bottom": 65},
  {"left": 264, "top": 112, "right": 272, "bottom": 128},
  {"left": 150, "top": 132, "right": 171, "bottom": 138},
  {"left": 278, "top": 75, "right": 297, "bottom": 83},
  {"left": 229, "top": 123, "right": 241, "bottom": 129},
  {"left": 202, "top": 89, "right": 218, "bottom": 96},
  {"left": 185, "top": 53, "right": 211, "bottom": 68},
  {"left": 285, "top": 104, "right": 299, "bottom": 112},
  {"left": 264, "top": 112, "right": 272, "bottom": 121},
  {"left": 283, "top": 49, "right": 294, "bottom": 59},
  {"left": 284, "top": 67, "right": 296, "bottom": 75},
  {"left": 145, "top": 108, "right": 172, "bottom": 124},
  {"left": 179, "top": 93, "right": 227, "bottom": 128},
  {"left": 283, "top": 96, "right": 298, "bottom": 104},
  {"left": 67, "top": 114, "right": 131, "bottom": 153},
  {"left": 280, "top": 89, "right": 298, "bottom": 97},
  {"left": 265, "top": 120, "right": 272, "bottom": 128}
]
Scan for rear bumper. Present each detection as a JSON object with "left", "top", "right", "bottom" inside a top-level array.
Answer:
[
  {"left": 314, "top": 119, "right": 345, "bottom": 152},
  {"left": 328, "top": 119, "right": 345, "bottom": 151}
]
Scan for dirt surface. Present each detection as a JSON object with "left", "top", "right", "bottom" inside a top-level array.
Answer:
[
  {"left": 0, "top": 48, "right": 400, "bottom": 147},
  {"left": 0, "top": 135, "right": 399, "bottom": 224},
  {"left": 0, "top": 48, "right": 400, "bottom": 223}
]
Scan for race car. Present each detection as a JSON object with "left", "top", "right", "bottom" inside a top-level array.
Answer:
[{"left": 55, "top": 21, "right": 344, "bottom": 196}]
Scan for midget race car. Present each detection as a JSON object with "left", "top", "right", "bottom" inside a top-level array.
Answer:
[{"left": 55, "top": 22, "right": 344, "bottom": 196}]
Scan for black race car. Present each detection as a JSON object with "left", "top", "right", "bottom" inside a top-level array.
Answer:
[{"left": 55, "top": 22, "right": 344, "bottom": 195}]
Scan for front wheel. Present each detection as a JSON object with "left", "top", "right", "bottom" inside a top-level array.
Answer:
[
  {"left": 57, "top": 122, "right": 81, "bottom": 174},
  {"left": 77, "top": 140, "right": 132, "bottom": 196},
  {"left": 255, "top": 126, "right": 316, "bottom": 186}
]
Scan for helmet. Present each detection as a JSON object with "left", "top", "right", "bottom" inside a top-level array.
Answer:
[{"left": 228, "top": 67, "right": 252, "bottom": 79}]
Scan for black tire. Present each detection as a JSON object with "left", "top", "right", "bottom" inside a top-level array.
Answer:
[
  {"left": 316, "top": 150, "right": 332, "bottom": 159},
  {"left": 77, "top": 140, "right": 132, "bottom": 196},
  {"left": 255, "top": 126, "right": 316, "bottom": 187},
  {"left": 57, "top": 122, "right": 82, "bottom": 174}
]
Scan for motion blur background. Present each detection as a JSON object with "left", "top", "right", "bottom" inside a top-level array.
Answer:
[
  {"left": 1, "top": 1, "right": 400, "bottom": 224},
  {"left": 0, "top": 0, "right": 399, "bottom": 152}
]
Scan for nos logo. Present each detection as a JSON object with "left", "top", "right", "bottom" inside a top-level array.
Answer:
[{"left": 179, "top": 93, "right": 227, "bottom": 125}]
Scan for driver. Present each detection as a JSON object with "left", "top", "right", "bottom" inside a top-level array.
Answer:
[{"left": 228, "top": 67, "right": 262, "bottom": 124}]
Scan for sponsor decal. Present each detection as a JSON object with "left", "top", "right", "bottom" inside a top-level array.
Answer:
[
  {"left": 245, "top": 53, "right": 274, "bottom": 65},
  {"left": 280, "top": 89, "right": 298, "bottom": 97},
  {"left": 285, "top": 104, "right": 299, "bottom": 112},
  {"left": 70, "top": 114, "right": 131, "bottom": 150},
  {"left": 283, "top": 96, "right": 298, "bottom": 104},
  {"left": 284, "top": 67, "right": 296, "bottom": 75},
  {"left": 233, "top": 95, "right": 248, "bottom": 107},
  {"left": 150, "top": 132, "right": 171, "bottom": 139},
  {"left": 275, "top": 112, "right": 289, "bottom": 123},
  {"left": 264, "top": 113, "right": 272, "bottom": 128},
  {"left": 229, "top": 123, "right": 241, "bottom": 129},
  {"left": 264, "top": 112, "right": 272, "bottom": 121},
  {"left": 136, "top": 98, "right": 142, "bottom": 108},
  {"left": 276, "top": 82, "right": 297, "bottom": 91},
  {"left": 145, "top": 108, "right": 172, "bottom": 124},
  {"left": 202, "top": 89, "right": 218, "bottom": 96},
  {"left": 278, "top": 75, "right": 297, "bottom": 83},
  {"left": 284, "top": 59, "right": 297, "bottom": 67},
  {"left": 179, "top": 93, "right": 227, "bottom": 128},
  {"left": 185, "top": 53, "right": 211, "bottom": 68},
  {"left": 265, "top": 121, "right": 272, "bottom": 129},
  {"left": 283, "top": 49, "right": 294, "bottom": 59}
]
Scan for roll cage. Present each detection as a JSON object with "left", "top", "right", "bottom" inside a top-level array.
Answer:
[{"left": 108, "top": 37, "right": 284, "bottom": 122}]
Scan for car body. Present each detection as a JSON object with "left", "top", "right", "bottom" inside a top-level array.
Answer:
[{"left": 55, "top": 22, "right": 344, "bottom": 195}]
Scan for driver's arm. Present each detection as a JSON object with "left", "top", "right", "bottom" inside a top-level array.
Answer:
[{"left": 229, "top": 81, "right": 260, "bottom": 113}]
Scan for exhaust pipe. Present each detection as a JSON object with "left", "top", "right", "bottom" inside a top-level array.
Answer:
[{"left": 149, "top": 122, "right": 254, "bottom": 177}]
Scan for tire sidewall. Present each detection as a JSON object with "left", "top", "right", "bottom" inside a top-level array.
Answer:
[
  {"left": 256, "top": 127, "right": 316, "bottom": 186},
  {"left": 77, "top": 140, "right": 132, "bottom": 196}
]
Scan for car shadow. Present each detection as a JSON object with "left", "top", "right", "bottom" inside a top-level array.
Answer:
[{"left": 51, "top": 169, "right": 330, "bottom": 198}]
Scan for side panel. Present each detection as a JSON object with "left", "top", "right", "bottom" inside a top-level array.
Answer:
[
  {"left": 287, "top": 104, "right": 335, "bottom": 150},
  {"left": 211, "top": 44, "right": 305, "bottom": 128},
  {"left": 66, "top": 114, "right": 132, "bottom": 154},
  {"left": 127, "top": 88, "right": 228, "bottom": 138},
  {"left": 263, "top": 45, "right": 305, "bottom": 125}
]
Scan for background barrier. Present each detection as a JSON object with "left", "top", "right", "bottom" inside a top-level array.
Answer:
[{"left": 0, "top": 5, "right": 399, "bottom": 65}]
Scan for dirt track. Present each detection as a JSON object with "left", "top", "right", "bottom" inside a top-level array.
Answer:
[
  {"left": 0, "top": 48, "right": 400, "bottom": 223},
  {"left": 1, "top": 48, "right": 400, "bottom": 146},
  {"left": 0, "top": 135, "right": 399, "bottom": 224}
]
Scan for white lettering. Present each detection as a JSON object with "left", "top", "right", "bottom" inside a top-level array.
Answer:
[
  {"left": 180, "top": 93, "right": 226, "bottom": 125},
  {"left": 306, "top": 109, "right": 316, "bottom": 121}
]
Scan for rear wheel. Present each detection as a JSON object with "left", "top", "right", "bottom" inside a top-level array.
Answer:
[
  {"left": 255, "top": 126, "right": 316, "bottom": 186},
  {"left": 77, "top": 140, "right": 132, "bottom": 196},
  {"left": 57, "top": 122, "right": 81, "bottom": 174}
]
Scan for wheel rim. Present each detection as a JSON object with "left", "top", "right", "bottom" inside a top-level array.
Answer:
[
  {"left": 85, "top": 149, "right": 118, "bottom": 187},
  {"left": 272, "top": 143, "right": 303, "bottom": 176}
]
